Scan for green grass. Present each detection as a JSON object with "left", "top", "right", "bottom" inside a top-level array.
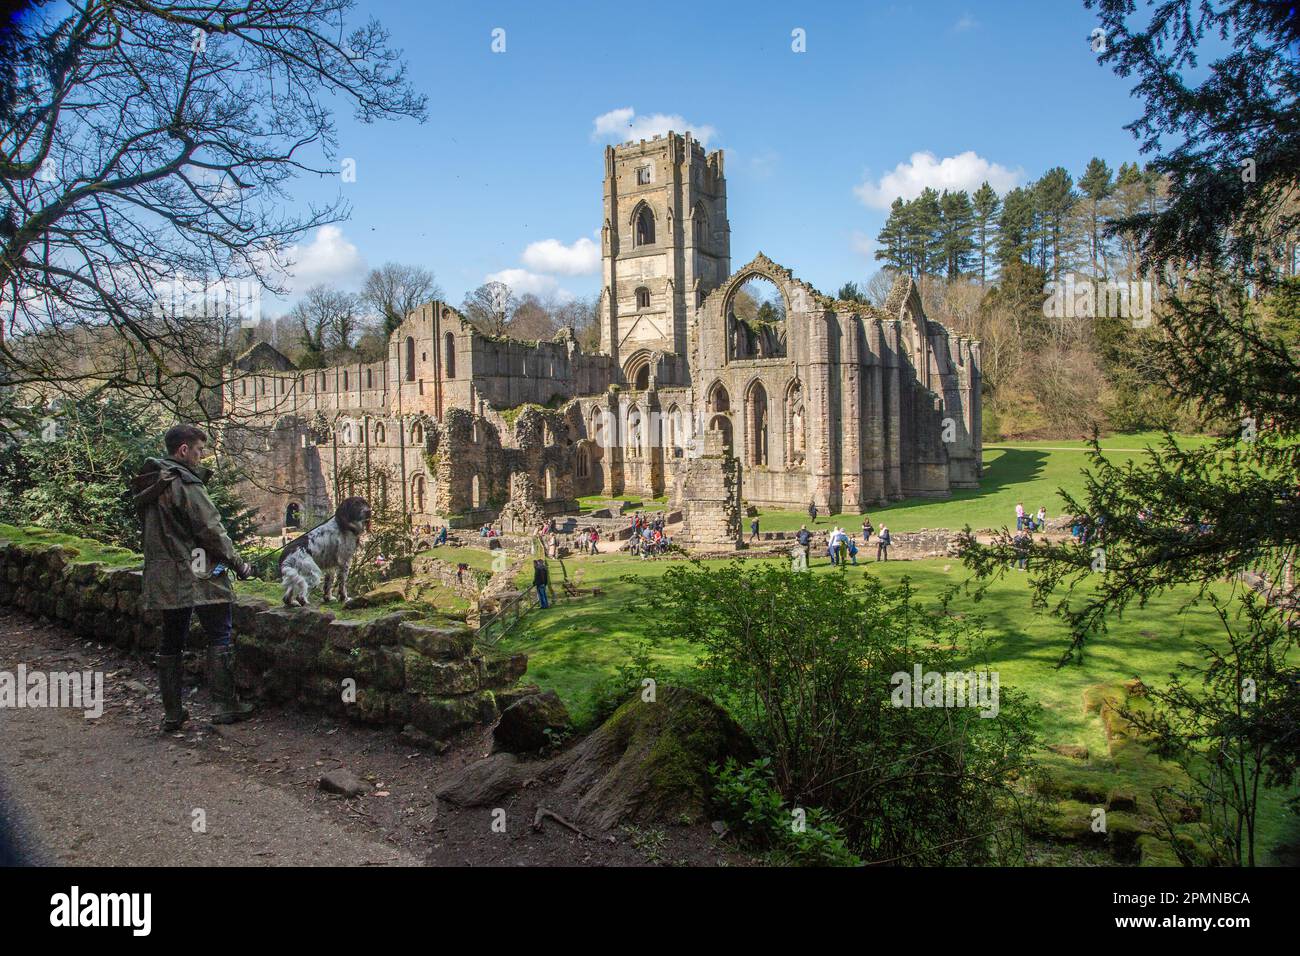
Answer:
[
  {"left": 752, "top": 432, "right": 1217, "bottom": 534},
  {"left": 0, "top": 523, "right": 142, "bottom": 567},
  {"left": 575, "top": 493, "right": 669, "bottom": 511},
  {"left": 418, "top": 544, "right": 501, "bottom": 574},
  {"left": 498, "top": 549, "right": 1299, "bottom": 863}
]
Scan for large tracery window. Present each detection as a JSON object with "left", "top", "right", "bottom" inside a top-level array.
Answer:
[{"left": 727, "top": 275, "right": 788, "bottom": 361}]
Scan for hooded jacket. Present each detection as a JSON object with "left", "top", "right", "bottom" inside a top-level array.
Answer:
[{"left": 132, "top": 456, "right": 242, "bottom": 611}]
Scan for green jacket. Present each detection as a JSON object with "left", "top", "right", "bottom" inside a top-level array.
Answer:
[{"left": 133, "top": 456, "right": 241, "bottom": 611}]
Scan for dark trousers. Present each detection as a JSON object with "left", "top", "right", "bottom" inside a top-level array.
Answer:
[
  {"left": 877, "top": 543, "right": 889, "bottom": 561},
  {"left": 161, "top": 602, "right": 233, "bottom": 655}
]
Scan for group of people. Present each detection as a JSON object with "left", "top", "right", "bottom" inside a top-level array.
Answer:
[
  {"left": 575, "top": 527, "right": 602, "bottom": 554},
  {"left": 792, "top": 517, "right": 892, "bottom": 566},
  {"left": 478, "top": 523, "right": 500, "bottom": 538},
  {"left": 1014, "top": 502, "right": 1048, "bottom": 532},
  {"left": 627, "top": 524, "right": 673, "bottom": 558}
]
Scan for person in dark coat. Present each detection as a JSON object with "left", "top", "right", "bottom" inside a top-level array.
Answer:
[
  {"left": 796, "top": 525, "right": 812, "bottom": 567},
  {"left": 132, "top": 424, "right": 254, "bottom": 731},
  {"left": 532, "top": 559, "right": 551, "bottom": 609},
  {"left": 876, "top": 526, "right": 892, "bottom": 561}
]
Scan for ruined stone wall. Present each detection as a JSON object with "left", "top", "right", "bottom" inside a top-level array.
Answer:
[
  {"left": 0, "top": 539, "right": 526, "bottom": 741},
  {"left": 673, "top": 432, "right": 742, "bottom": 548}
]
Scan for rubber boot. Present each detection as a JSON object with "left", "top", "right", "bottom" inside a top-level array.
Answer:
[
  {"left": 157, "top": 654, "right": 188, "bottom": 732},
  {"left": 207, "top": 645, "right": 254, "bottom": 724}
]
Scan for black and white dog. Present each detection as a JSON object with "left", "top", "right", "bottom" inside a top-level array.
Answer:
[{"left": 279, "top": 497, "right": 372, "bottom": 606}]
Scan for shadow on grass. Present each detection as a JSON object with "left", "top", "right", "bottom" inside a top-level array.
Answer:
[{"left": 865, "top": 449, "right": 1050, "bottom": 522}]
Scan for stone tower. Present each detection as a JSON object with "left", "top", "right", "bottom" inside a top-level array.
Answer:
[{"left": 599, "top": 131, "right": 730, "bottom": 380}]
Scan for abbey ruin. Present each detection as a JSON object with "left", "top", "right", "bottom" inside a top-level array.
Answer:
[{"left": 224, "top": 132, "right": 983, "bottom": 541}]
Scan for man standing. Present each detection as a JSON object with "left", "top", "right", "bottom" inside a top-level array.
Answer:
[
  {"left": 133, "top": 425, "right": 254, "bottom": 732},
  {"left": 807, "top": 500, "right": 818, "bottom": 525},
  {"left": 532, "top": 559, "right": 551, "bottom": 608},
  {"left": 876, "top": 525, "right": 892, "bottom": 561},
  {"left": 796, "top": 525, "right": 812, "bottom": 567}
]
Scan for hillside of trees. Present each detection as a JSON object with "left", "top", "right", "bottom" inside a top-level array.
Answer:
[{"left": 848, "top": 157, "right": 1295, "bottom": 439}]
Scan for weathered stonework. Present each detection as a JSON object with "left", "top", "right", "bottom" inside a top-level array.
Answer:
[
  {"left": 674, "top": 431, "right": 743, "bottom": 549},
  {"left": 223, "top": 131, "right": 981, "bottom": 536},
  {"left": 0, "top": 539, "right": 524, "bottom": 741}
]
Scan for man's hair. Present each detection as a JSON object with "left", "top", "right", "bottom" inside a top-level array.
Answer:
[{"left": 165, "top": 424, "right": 209, "bottom": 454}]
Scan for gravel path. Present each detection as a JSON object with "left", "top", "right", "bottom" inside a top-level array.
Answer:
[{"left": 0, "top": 607, "right": 737, "bottom": 867}]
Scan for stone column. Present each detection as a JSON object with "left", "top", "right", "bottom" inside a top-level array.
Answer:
[
  {"left": 806, "top": 309, "right": 835, "bottom": 513},
  {"left": 884, "top": 321, "right": 903, "bottom": 500},
  {"left": 839, "top": 313, "right": 864, "bottom": 513}
]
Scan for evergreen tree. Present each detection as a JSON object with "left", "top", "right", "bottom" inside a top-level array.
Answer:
[
  {"left": 972, "top": 182, "right": 1001, "bottom": 285},
  {"left": 996, "top": 187, "right": 1035, "bottom": 269},
  {"left": 1078, "top": 157, "right": 1114, "bottom": 278},
  {"left": 1035, "top": 167, "right": 1076, "bottom": 281},
  {"left": 910, "top": 188, "right": 943, "bottom": 277},
  {"left": 938, "top": 190, "right": 976, "bottom": 280},
  {"left": 874, "top": 198, "right": 910, "bottom": 274}
]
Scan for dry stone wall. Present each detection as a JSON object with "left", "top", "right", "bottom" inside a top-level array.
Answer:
[{"left": 0, "top": 539, "right": 526, "bottom": 741}]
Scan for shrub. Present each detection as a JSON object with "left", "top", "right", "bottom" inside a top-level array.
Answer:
[
  {"left": 639, "top": 561, "right": 1043, "bottom": 865},
  {"left": 712, "top": 757, "right": 862, "bottom": 867}
]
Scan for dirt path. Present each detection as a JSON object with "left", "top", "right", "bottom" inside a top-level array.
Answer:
[{"left": 0, "top": 608, "right": 737, "bottom": 867}]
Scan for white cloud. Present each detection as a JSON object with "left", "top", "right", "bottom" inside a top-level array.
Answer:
[
  {"left": 281, "top": 225, "right": 366, "bottom": 292},
  {"left": 521, "top": 237, "right": 600, "bottom": 276},
  {"left": 851, "top": 231, "right": 877, "bottom": 261},
  {"left": 591, "top": 107, "right": 717, "bottom": 147},
  {"left": 485, "top": 268, "right": 574, "bottom": 302},
  {"left": 854, "top": 151, "right": 1022, "bottom": 210}
]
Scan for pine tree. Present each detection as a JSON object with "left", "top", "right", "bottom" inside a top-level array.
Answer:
[
  {"left": 938, "top": 190, "right": 976, "bottom": 280},
  {"left": 874, "top": 198, "right": 910, "bottom": 274},
  {"left": 910, "top": 188, "right": 943, "bottom": 277},
  {"left": 972, "top": 182, "right": 1000, "bottom": 285},
  {"left": 1035, "top": 167, "right": 1075, "bottom": 281},
  {"left": 996, "top": 187, "right": 1035, "bottom": 270},
  {"left": 1078, "top": 157, "right": 1114, "bottom": 278}
]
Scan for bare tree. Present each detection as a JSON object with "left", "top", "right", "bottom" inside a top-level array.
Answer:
[
  {"left": 509, "top": 292, "right": 565, "bottom": 341},
  {"left": 0, "top": 0, "right": 425, "bottom": 425},
  {"left": 461, "top": 281, "right": 516, "bottom": 337},
  {"left": 864, "top": 268, "right": 898, "bottom": 307},
  {"left": 362, "top": 262, "right": 440, "bottom": 335},
  {"left": 289, "top": 284, "right": 364, "bottom": 365}
]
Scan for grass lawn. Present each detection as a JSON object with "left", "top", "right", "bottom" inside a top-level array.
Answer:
[
  {"left": 752, "top": 432, "right": 1217, "bottom": 534},
  {"left": 417, "top": 543, "right": 501, "bottom": 574},
  {"left": 575, "top": 493, "right": 669, "bottom": 511},
  {"left": 498, "top": 548, "right": 1299, "bottom": 863}
]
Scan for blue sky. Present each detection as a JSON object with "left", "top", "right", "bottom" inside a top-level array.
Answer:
[{"left": 276, "top": 0, "right": 1151, "bottom": 311}]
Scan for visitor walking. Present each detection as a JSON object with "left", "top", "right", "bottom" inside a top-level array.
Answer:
[
  {"left": 876, "top": 525, "right": 891, "bottom": 561},
  {"left": 750, "top": 516, "right": 760, "bottom": 543},
  {"left": 533, "top": 559, "right": 551, "bottom": 609},
  {"left": 808, "top": 500, "right": 818, "bottom": 524},
  {"left": 1036, "top": 506, "right": 1047, "bottom": 532},
  {"left": 847, "top": 535, "right": 859, "bottom": 565}
]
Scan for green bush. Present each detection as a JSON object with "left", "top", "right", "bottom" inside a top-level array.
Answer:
[
  {"left": 639, "top": 562, "right": 1043, "bottom": 865},
  {"left": 712, "top": 757, "right": 862, "bottom": 867}
]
